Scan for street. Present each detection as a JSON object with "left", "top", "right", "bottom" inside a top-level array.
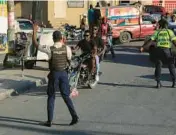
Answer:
[{"left": 1, "top": 41, "right": 176, "bottom": 135}]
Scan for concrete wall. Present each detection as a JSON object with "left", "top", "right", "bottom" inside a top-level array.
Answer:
[
  {"left": 15, "top": 1, "right": 48, "bottom": 25},
  {"left": 15, "top": 1, "right": 32, "bottom": 18},
  {"left": 48, "top": 1, "right": 88, "bottom": 28},
  {"left": 15, "top": 0, "right": 154, "bottom": 28}
]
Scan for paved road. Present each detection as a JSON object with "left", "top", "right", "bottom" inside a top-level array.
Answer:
[{"left": 1, "top": 44, "right": 176, "bottom": 135}]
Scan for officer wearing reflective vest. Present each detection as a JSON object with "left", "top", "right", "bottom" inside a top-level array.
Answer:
[
  {"left": 32, "top": 24, "right": 79, "bottom": 127},
  {"left": 140, "top": 18, "right": 176, "bottom": 88}
]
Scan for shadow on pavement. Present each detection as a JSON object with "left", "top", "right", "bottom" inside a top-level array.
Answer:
[
  {"left": 23, "top": 85, "right": 90, "bottom": 97},
  {"left": 0, "top": 116, "right": 173, "bottom": 135},
  {"left": 0, "top": 78, "right": 37, "bottom": 94},
  {"left": 0, "top": 65, "right": 49, "bottom": 71},
  {"left": 139, "top": 73, "right": 172, "bottom": 82},
  {"left": 104, "top": 53, "right": 153, "bottom": 68},
  {"left": 113, "top": 46, "right": 140, "bottom": 53},
  {"left": 23, "top": 85, "right": 61, "bottom": 97},
  {"left": 98, "top": 82, "right": 155, "bottom": 89}
]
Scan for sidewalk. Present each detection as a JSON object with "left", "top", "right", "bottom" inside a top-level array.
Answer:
[{"left": 0, "top": 60, "right": 49, "bottom": 100}]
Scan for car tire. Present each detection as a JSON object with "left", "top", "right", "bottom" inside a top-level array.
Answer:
[{"left": 119, "top": 32, "right": 131, "bottom": 44}]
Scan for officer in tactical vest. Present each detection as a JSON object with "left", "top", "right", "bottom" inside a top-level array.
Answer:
[
  {"left": 32, "top": 23, "right": 79, "bottom": 127},
  {"left": 140, "top": 18, "right": 176, "bottom": 88}
]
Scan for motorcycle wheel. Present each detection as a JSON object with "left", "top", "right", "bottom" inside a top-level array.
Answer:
[
  {"left": 88, "top": 74, "right": 98, "bottom": 89},
  {"left": 88, "top": 80, "right": 98, "bottom": 89}
]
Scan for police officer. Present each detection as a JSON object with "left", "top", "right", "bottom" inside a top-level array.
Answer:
[
  {"left": 32, "top": 24, "right": 79, "bottom": 126},
  {"left": 140, "top": 18, "right": 176, "bottom": 88}
]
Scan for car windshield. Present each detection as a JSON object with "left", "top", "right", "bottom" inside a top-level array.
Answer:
[{"left": 18, "top": 21, "right": 33, "bottom": 30}]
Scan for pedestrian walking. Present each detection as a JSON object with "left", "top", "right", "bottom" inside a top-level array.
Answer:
[
  {"left": 32, "top": 23, "right": 79, "bottom": 127},
  {"left": 140, "top": 18, "right": 176, "bottom": 88}
]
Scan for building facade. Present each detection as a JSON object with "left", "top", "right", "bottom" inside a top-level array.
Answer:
[
  {"left": 15, "top": 0, "right": 176, "bottom": 29},
  {"left": 15, "top": 0, "right": 125, "bottom": 28},
  {"left": 152, "top": 0, "right": 176, "bottom": 13}
]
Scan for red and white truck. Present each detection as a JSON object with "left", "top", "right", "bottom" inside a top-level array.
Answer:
[{"left": 99, "top": 5, "right": 157, "bottom": 44}]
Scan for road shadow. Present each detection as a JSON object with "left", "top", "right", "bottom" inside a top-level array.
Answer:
[
  {"left": 0, "top": 116, "right": 135, "bottom": 135},
  {"left": 23, "top": 84, "right": 90, "bottom": 97},
  {"left": 98, "top": 82, "right": 155, "bottom": 89},
  {"left": 23, "top": 85, "right": 62, "bottom": 97},
  {"left": 0, "top": 65, "right": 49, "bottom": 71},
  {"left": 139, "top": 73, "right": 173, "bottom": 82},
  {"left": 0, "top": 78, "right": 40, "bottom": 95},
  {"left": 0, "top": 116, "right": 173, "bottom": 135},
  {"left": 113, "top": 46, "right": 140, "bottom": 53},
  {"left": 104, "top": 53, "right": 153, "bottom": 68}
]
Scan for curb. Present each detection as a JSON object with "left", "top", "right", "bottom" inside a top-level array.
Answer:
[{"left": 0, "top": 77, "right": 48, "bottom": 101}]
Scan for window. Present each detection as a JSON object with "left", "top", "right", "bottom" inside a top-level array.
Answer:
[
  {"left": 67, "top": 0, "right": 84, "bottom": 8},
  {"left": 18, "top": 21, "right": 33, "bottom": 30},
  {"left": 142, "top": 15, "right": 156, "bottom": 24}
]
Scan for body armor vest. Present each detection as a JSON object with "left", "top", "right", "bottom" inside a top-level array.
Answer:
[{"left": 49, "top": 45, "right": 67, "bottom": 71}]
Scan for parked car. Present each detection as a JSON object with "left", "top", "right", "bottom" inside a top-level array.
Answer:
[{"left": 16, "top": 18, "right": 56, "bottom": 35}]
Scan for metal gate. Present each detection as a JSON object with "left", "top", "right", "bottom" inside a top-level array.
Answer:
[
  {"left": 153, "top": 0, "right": 176, "bottom": 13},
  {"left": 164, "top": 1, "right": 176, "bottom": 13}
]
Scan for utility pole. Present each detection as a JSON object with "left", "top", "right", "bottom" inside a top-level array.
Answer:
[
  {"left": 32, "top": 1, "right": 37, "bottom": 21},
  {"left": 3, "top": 0, "right": 15, "bottom": 68},
  {"left": 7, "top": 0, "right": 15, "bottom": 52}
]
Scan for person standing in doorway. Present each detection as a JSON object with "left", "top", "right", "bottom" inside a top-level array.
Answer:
[{"left": 32, "top": 23, "right": 79, "bottom": 127}]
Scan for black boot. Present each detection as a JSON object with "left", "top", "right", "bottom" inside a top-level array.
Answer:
[
  {"left": 156, "top": 81, "right": 162, "bottom": 89},
  {"left": 172, "top": 80, "right": 175, "bottom": 88},
  {"left": 69, "top": 117, "right": 79, "bottom": 126},
  {"left": 42, "top": 121, "right": 52, "bottom": 127}
]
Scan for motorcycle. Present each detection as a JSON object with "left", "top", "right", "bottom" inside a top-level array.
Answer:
[
  {"left": 68, "top": 53, "right": 99, "bottom": 90},
  {"left": 3, "top": 32, "right": 33, "bottom": 68},
  {"left": 64, "top": 23, "right": 82, "bottom": 40}
]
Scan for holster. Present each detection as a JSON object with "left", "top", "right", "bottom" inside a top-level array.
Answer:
[{"left": 47, "top": 71, "right": 53, "bottom": 80}]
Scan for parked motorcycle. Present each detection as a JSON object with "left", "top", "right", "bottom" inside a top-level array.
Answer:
[
  {"left": 3, "top": 32, "right": 34, "bottom": 68},
  {"left": 64, "top": 23, "right": 82, "bottom": 40},
  {"left": 68, "top": 53, "right": 98, "bottom": 90}
]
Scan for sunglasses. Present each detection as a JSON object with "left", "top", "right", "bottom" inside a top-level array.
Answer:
[{"left": 84, "top": 34, "right": 90, "bottom": 37}]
